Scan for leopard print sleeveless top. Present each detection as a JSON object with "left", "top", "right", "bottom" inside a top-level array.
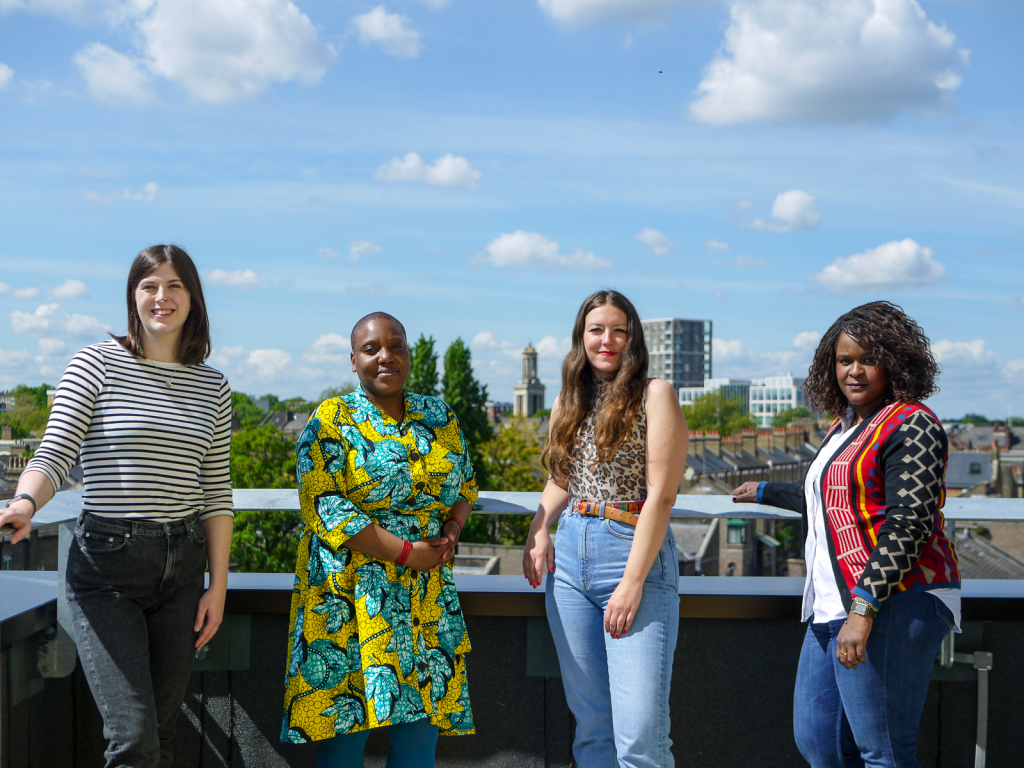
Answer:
[{"left": 567, "top": 381, "right": 647, "bottom": 502}]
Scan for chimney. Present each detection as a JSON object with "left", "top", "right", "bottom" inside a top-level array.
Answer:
[
  {"left": 705, "top": 430, "right": 721, "bottom": 456},
  {"left": 1, "top": 425, "right": 10, "bottom": 441},
  {"left": 786, "top": 426, "right": 804, "bottom": 451},
  {"left": 722, "top": 435, "right": 742, "bottom": 457},
  {"left": 741, "top": 428, "right": 757, "bottom": 455},
  {"left": 758, "top": 429, "right": 774, "bottom": 453},
  {"left": 689, "top": 430, "right": 704, "bottom": 458}
]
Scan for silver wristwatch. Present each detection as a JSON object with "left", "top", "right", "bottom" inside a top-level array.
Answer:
[{"left": 851, "top": 598, "right": 878, "bottom": 619}]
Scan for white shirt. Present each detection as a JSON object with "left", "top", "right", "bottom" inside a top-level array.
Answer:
[{"left": 801, "top": 411, "right": 960, "bottom": 629}]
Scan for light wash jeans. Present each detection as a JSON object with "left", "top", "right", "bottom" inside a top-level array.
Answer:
[
  {"left": 546, "top": 509, "right": 679, "bottom": 768},
  {"left": 793, "top": 591, "right": 955, "bottom": 768}
]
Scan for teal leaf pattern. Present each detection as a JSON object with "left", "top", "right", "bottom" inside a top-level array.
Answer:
[
  {"left": 392, "top": 683, "right": 427, "bottom": 722},
  {"left": 312, "top": 593, "right": 353, "bottom": 634},
  {"left": 322, "top": 693, "right": 366, "bottom": 734},
  {"left": 362, "top": 440, "right": 412, "bottom": 504},
  {"left": 295, "top": 417, "right": 321, "bottom": 479},
  {"left": 300, "top": 638, "right": 352, "bottom": 691},
  {"left": 317, "top": 493, "right": 364, "bottom": 533},
  {"left": 308, "top": 534, "right": 347, "bottom": 587},
  {"left": 365, "top": 664, "right": 400, "bottom": 723},
  {"left": 321, "top": 438, "right": 347, "bottom": 476},
  {"left": 355, "top": 562, "right": 390, "bottom": 618},
  {"left": 287, "top": 607, "right": 306, "bottom": 677},
  {"left": 427, "top": 647, "right": 454, "bottom": 702}
]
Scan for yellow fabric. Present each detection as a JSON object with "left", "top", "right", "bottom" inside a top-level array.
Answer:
[{"left": 281, "top": 388, "right": 477, "bottom": 744}]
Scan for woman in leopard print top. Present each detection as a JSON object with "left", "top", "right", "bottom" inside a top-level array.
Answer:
[{"left": 523, "top": 290, "right": 688, "bottom": 768}]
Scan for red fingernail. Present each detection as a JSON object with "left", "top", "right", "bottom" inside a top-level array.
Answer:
[{"left": 549, "top": 567, "right": 554, "bottom": 572}]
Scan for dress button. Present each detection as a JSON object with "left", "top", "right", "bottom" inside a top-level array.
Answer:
[
  {"left": 409, "top": 452, "right": 420, "bottom": 461},
  {"left": 108, "top": 537, "right": 114, "bottom": 542},
  {"left": 415, "top": 482, "right": 425, "bottom": 491}
]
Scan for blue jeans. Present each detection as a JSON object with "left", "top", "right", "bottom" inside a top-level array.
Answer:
[
  {"left": 317, "top": 718, "right": 440, "bottom": 768},
  {"left": 793, "top": 591, "right": 955, "bottom": 768},
  {"left": 546, "top": 510, "right": 679, "bottom": 768},
  {"left": 66, "top": 512, "right": 208, "bottom": 768}
]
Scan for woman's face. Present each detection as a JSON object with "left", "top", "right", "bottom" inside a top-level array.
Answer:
[
  {"left": 134, "top": 262, "right": 190, "bottom": 342},
  {"left": 583, "top": 304, "right": 629, "bottom": 380},
  {"left": 835, "top": 331, "right": 889, "bottom": 415},
  {"left": 350, "top": 318, "right": 410, "bottom": 400}
]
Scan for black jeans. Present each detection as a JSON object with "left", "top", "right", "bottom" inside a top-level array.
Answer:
[{"left": 66, "top": 511, "right": 207, "bottom": 768}]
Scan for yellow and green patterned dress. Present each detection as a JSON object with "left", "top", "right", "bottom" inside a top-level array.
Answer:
[{"left": 280, "top": 387, "right": 477, "bottom": 744}]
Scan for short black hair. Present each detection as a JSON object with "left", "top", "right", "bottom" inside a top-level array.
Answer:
[
  {"left": 805, "top": 301, "right": 939, "bottom": 417},
  {"left": 350, "top": 312, "right": 407, "bottom": 350}
]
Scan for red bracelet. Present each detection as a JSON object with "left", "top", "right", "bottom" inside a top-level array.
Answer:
[
  {"left": 396, "top": 540, "right": 413, "bottom": 566},
  {"left": 447, "top": 517, "right": 463, "bottom": 536}
]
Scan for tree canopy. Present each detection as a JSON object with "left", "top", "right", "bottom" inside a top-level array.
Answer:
[
  {"left": 772, "top": 406, "right": 812, "bottom": 428},
  {"left": 442, "top": 338, "right": 493, "bottom": 488},
  {"left": 230, "top": 425, "right": 297, "bottom": 489},
  {"left": 408, "top": 334, "right": 440, "bottom": 397},
  {"left": 682, "top": 392, "right": 756, "bottom": 437}
]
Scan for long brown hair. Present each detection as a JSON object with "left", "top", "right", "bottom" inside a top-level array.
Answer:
[
  {"left": 543, "top": 290, "right": 649, "bottom": 485},
  {"left": 804, "top": 300, "right": 939, "bottom": 417},
  {"left": 112, "top": 245, "right": 212, "bottom": 366}
]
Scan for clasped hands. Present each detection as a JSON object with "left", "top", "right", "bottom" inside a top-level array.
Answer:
[{"left": 401, "top": 519, "right": 462, "bottom": 572}]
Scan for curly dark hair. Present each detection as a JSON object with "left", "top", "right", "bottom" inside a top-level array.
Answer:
[{"left": 805, "top": 301, "right": 939, "bottom": 417}]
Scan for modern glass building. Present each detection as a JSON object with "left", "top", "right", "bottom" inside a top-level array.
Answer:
[{"left": 641, "top": 317, "right": 712, "bottom": 391}]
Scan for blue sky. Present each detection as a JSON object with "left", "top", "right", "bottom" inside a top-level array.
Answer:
[{"left": 1, "top": 0, "right": 1022, "bottom": 419}]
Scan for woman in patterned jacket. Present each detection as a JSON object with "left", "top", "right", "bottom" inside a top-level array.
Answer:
[
  {"left": 281, "top": 311, "right": 476, "bottom": 768},
  {"left": 733, "top": 301, "right": 959, "bottom": 768}
]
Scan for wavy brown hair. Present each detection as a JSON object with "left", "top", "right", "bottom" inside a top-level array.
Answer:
[
  {"left": 112, "top": 245, "right": 212, "bottom": 366},
  {"left": 543, "top": 290, "right": 649, "bottom": 485},
  {"left": 805, "top": 301, "right": 939, "bottom": 417}
]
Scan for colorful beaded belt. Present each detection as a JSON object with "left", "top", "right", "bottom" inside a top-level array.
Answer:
[{"left": 572, "top": 499, "right": 644, "bottom": 527}]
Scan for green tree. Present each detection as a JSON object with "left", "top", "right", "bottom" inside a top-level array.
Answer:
[
  {"left": 318, "top": 384, "right": 356, "bottom": 401},
  {"left": 232, "top": 392, "right": 268, "bottom": 430},
  {"left": 230, "top": 509, "right": 303, "bottom": 573},
  {"left": 682, "top": 392, "right": 756, "bottom": 437},
  {"left": 462, "top": 417, "right": 546, "bottom": 546},
  {"left": 230, "top": 425, "right": 297, "bottom": 489},
  {"left": 772, "top": 406, "right": 812, "bottom": 428},
  {"left": 961, "top": 413, "right": 990, "bottom": 424},
  {"left": 0, "top": 413, "right": 29, "bottom": 439},
  {"left": 407, "top": 334, "right": 439, "bottom": 397},
  {"left": 442, "top": 338, "right": 493, "bottom": 488},
  {"left": 1010, "top": 417, "right": 1024, "bottom": 427},
  {"left": 12, "top": 384, "right": 53, "bottom": 410}
]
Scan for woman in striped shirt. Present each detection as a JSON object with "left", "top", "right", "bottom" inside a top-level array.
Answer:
[{"left": 0, "top": 245, "right": 234, "bottom": 768}]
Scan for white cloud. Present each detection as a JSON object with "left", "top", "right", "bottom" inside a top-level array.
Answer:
[
  {"left": 734, "top": 199, "right": 755, "bottom": 211},
  {"left": 636, "top": 228, "right": 673, "bottom": 255},
  {"left": 206, "top": 269, "right": 261, "bottom": 289},
  {"left": 932, "top": 339, "right": 1000, "bottom": 371},
  {"left": 811, "top": 238, "right": 947, "bottom": 292},
  {"left": 483, "top": 230, "right": 612, "bottom": 271},
  {"left": 348, "top": 239, "right": 382, "bottom": 262},
  {"left": 38, "top": 338, "right": 67, "bottom": 356},
  {"left": 538, "top": 0, "right": 682, "bottom": 25},
  {"left": 352, "top": 6, "right": 423, "bottom": 59},
  {"left": 138, "top": 0, "right": 335, "bottom": 103},
  {"left": 712, "top": 331, "right": 821, "bottom": 378},
  {"left": 792, "top": 331, "right": 821, "bottom": 354},
  {"left": 375, "top": 152, "right": 481, "bottom": 189},
  {"left": 472, "top": 331, "right": 500, "bottom": 350},
  {"left": 730, "top": 254, "right": 764, "bottom": 268},
  {"left": 74, "top": 42, "right": 156, "bottom": 106},
  {"left": 247, "top": 348, "right": 292, "bottom": 380},
  {"left": 691, "top": 0, "right": 969, "bottom": 125},
  {"left": 536, "top": 335, "right": 572, "bottom": 357},
  {"left": 747, "top": 190, "right": 821, "bottom": 232},
  {"left": 50, "top": 279, "right": 90, "bottom": 300},
  {"left": 11, "top": 303, "right": 111, "bottom": 338},
  {"left": 749, "top": 189, "right": 819, "bottom": 231},
  {"left": 317, "top": 247, "right": 339, "bottom": 260},
  {"left": 0, "top": 283, "right": 9, "bottom": 296},
  {"left": 302, "top": 334, "right": 351, "bottom": 367},
  {"left": 0, "top": 62, "right": 13, "bottom": 90},
  {"left": 14, "top": 287, "right": 40, "bottom": 299},
  {"left": 84, "top": 181, "right": 160, "bottom": 203},
  {"left": 706, "top": 240, "right": 729, "bottom": 252}
]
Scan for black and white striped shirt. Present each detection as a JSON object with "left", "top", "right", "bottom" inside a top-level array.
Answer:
[{"left": 26, "top": 340, "right": 233, "bottom": 522}]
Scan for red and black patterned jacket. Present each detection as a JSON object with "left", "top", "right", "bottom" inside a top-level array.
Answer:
[{"left": 762, "top": 401, "right": 959, "bottom": 612}]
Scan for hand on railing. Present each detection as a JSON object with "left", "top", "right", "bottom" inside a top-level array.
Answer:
[{"left": 731, "top": 482, "right": 760, "bottom": 504}]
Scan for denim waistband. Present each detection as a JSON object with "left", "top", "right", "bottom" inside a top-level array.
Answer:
[{"left": 77, "top": 510, "right": 202, "bottom": 537}]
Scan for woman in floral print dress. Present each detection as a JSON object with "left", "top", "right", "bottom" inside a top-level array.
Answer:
[{"left": 281, "top": 312, "right": 476, "bottom": 768}]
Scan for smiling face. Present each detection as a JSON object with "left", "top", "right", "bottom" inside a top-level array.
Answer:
[
  {"left": 350, "top": 317, "right": 410, "bottom": 404},
  {"left": 835, "top": 331, "right": 890, "bottom": 420},
  {"left": 583, "top": 303, "right": 629, "bottom": 380},
  {"left": 134, "top": 262, "right": 191, "bottom": 348}
]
